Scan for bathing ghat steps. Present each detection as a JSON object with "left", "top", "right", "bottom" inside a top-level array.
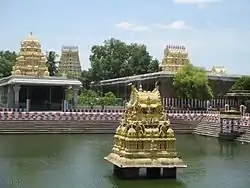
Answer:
[
  {"left": 194, "top": 121, "right": 250, "bottom": 143},
  {"left": 0, "top": 119, "right": 198, "bottom": 134},
  {"left": 194, "top": 121, "right": 221, "bottom": 137}
]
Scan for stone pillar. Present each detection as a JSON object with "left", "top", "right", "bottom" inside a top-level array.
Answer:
[
  {"left": 13, "top": 85, "right": 21, "bottom": 109},
  {"left": 72, "top": 87, "right": 79, "bottom": 109},
  {"left": 231, "top": 118, "right": 234, "bottom": 133},
  {"left": 220, "top": 118, "right": 223, "bottom": 133},
  {"left": 7, "top": 85, "right": 12, "bottom": 108}
]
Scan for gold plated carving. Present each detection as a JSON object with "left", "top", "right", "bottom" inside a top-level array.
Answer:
[
  {"left": 12, "top": 32, "right": 50, "bottom": 77},
  {"left": 160, "top": 45, "right": 190, "bottom": 73},
  {"left": 105, "top": 83, "right": 186, "bottom": 168}
]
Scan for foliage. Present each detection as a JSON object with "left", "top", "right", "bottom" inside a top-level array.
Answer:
[
  {"left": 173, "top": 63, "right": 213, "bottom": 100},
  {"left": 67, "top": 89, "right": 73, "bottom": 101},
  {"left": 78, "top": 90, "right": 98, "bottom": 106},
  {"left": 0, "top": 51, "right": 17, "bottom": 78},
  {"left": 89, "top": 38, "right": 159, "bottom": 81},
  {"left": 102, "top": 91, "right": 116, "bottom": 106},
  {"left": 79, "top": 69, "right": 92, "bottom": 90},
  {"left": 78, "top": 90, "right": 116, "bottom": 106},
  {"left": 231, "top": 76, "right": 250, "bottom": 91},
  {"left": 0, "top": 51, "right": 17, "bottom": 63},
  {"left": 46, "top": 51, "right": 60, "bottom": 76},
  {"left": 0, "top": 57, "right": 13, "bottom": 78}
]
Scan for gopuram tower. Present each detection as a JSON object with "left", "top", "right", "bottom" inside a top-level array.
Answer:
[
  {"left": 12, "top": 32, "right": 50, "bottom": 77},
  {"left": 105, "top": 83, "right": 186, "bottom": 179},
  {"left": 59, "top": 46, "right": 82, "bottom": 78},
  {"left": 160, "top": 45, "right": 190, "bottom": 73}
]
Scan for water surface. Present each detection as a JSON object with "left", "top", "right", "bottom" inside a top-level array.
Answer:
[{"left": 0, "top": 134, "right": 249, "bottom": 188}]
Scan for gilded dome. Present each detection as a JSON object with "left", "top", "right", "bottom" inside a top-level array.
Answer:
[
  {"left": 23, "top": 32, "right": 40, "bottom": 43},
  {"left": 21, "top": 32, "right": 41, "bottom": 49}
]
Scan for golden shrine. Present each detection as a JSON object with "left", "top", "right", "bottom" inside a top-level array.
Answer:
[
  {"left": 105, "top": 83, "right": 186, "bottom": 179},
  {"left": 12, "top": 32, "right": 50, "bottom": 77}
]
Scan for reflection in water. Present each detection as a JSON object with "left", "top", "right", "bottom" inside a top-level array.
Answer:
[{"left": 0, "top": 134, "right": 250, "bottom": 188}]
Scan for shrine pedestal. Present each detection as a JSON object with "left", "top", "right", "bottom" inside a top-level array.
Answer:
[
  {"left": 162, "top": 167, "right": 177, "bottom": 179},
  {"left": 113, "top": 166, "right": 139, "bottom": 179},
  {"left": 113, "top": 166, "right": 177, "bottom": 179},
  {"left": 146, "top": 168, "right": 161, "bottom": 178}
]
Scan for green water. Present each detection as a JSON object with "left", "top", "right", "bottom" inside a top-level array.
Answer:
[{"left": 0, "top": 134, "right": 249, "bottom": 188}]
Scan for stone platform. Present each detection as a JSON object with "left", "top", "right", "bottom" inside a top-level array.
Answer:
[{"left": 113, "top": 166, "right": 178, "bottom": 179}]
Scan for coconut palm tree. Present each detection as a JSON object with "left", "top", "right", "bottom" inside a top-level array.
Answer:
[{"left": 46, "top": 51, "right": 60, "bottom": 76}]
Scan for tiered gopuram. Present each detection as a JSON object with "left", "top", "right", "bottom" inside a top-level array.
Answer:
[
  {"left": 105, "top": 83, "right": 186, "bottom": 179},
  {"left": 12, "top": 32, "right": 50, "bottom": 77},
  {"left": 59, "top": 46, "right": 82, "bottom": 78},
  {"left": 160, "top": 45, "right": 190, "bottom": 73}
]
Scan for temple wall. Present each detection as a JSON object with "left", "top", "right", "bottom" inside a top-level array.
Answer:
[{"left": 99, "top": 77, "right": 235, "bottom": 99}]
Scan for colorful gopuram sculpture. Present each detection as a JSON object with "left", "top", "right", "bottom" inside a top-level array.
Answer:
[
  {"left": 105, "top": 83, "right": 186, "bottom": 179},
  {"left": 12, "top": 32, "right": 50, "bottom": 77},
  {"left": 160, "top": 45, "right": 190, "bottom": 73}
]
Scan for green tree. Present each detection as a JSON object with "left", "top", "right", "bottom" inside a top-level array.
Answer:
[
  {"left": 103, "top": 91, "right": 116, "bottom": 106},
  {"left": 46, "top": 51, "right": 60, "bottom": 76},
  {"left": 78, "top": 90, "right": 98, "bottom": 106},
  {"left": 231, "top": 76, "right": 250, "bottom": 91},
  {"left": 0, "top": 51, "right": 18, "bottom": 78},
  {"left": 0, "top": 51, "right": 17, "bottom": 63},
  {"left": 173, "top": 63, "right": 213, "bottom": 100},
  {"left": 0, "top": 57, "right": 12, "bottom": 78},
  {"left": 79, "top": 69, "right": 92, "bottom": 90},
  {"left": 89, "top": 38, "right": 159, "bottom": 81}
]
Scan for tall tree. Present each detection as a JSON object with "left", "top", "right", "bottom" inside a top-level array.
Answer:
[
  {"left": 89, "top": 38, "right": 159, "bottom": 81},
  {"left": 46, "top": 51, "right": 60, "bottom": 76},
  {"left": 0, "top": 51, "right": 17, "bottom": 63},
  {"left": 173, "top": 63, "right": 213, "bottom": 100},
  {"left": 231, "top": 76, "right": 250, "bottom": 91},
  {"left": 0, "top": 51, "right": 18, "bottom": 78},
  {"left": 79, "top": 69, "right": 92, "bottom": 90}
]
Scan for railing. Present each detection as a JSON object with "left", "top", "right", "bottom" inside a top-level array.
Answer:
[
  {"left": 0, "top": 110, "right": 220, "bottom": 121},
  {"left": 163, "top": 97, "right": 239, "bottom": 110},
  {"left": 0, "top": 107, "right": 221, "bottom": 115}
]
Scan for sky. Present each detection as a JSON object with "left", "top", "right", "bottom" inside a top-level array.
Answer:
[{"left": 1, "top": 0, "right": 250, "bottom": 75}]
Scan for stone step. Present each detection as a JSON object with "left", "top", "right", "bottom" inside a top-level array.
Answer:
[{"left": 0, "top": 129, "right": 193, "bottom": 134}]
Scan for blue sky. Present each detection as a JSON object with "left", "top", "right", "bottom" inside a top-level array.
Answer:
[{"left": 1, "top": 0, "right": 250, "bottom": 74}]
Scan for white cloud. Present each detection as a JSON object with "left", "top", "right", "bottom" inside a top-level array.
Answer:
[
  {"left": 155, "top": 21, "right": 191, "bottom": 30},
  {"left": 173, "top": 0, "right": 222, "bottom": 4},
  {"left": 116, "top": 21, "right": 148, "bottom": 31},
  {"left": 173, "top": 0, "right": 222, "bottom": 8}
]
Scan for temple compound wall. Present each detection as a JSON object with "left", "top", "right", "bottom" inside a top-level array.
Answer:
[
  {"left": 95, "top": 76, "right": 235, "bottom": 99},
  {"left": 91, "top": 44, "right": 237, "bottom": 100}
]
